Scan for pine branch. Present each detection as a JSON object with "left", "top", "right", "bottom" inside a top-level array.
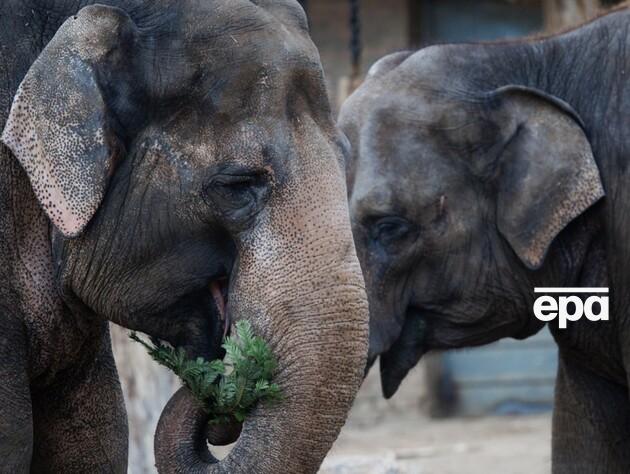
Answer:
[{"left": 130, "top": 321, "right": 281, "bottom": 426}]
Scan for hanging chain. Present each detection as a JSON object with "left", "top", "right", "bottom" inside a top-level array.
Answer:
[{"left": 349, "top": 0, "right": 362, "bottom": 83}]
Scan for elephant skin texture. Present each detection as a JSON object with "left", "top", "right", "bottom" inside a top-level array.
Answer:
[
  {"left": 0, "top": 1, "right": 369, "bottom": 473},
  {"left": 340, "top": 6, "right": 630, "bottom": 474}
]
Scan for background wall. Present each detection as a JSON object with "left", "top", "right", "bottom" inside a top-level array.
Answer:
[
  {"left": 305, "top": 0, "right": 612, "bottom": 110},
  {"left": 307, "top": 0, "right": 410, "bottom": 108}
]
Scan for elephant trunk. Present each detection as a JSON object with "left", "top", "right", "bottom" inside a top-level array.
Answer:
[
  {"left": 154, "top": 388, "right": 217, "bottom": 471},
  {"left": 155, "top": 123, "right": 369, "bottom": 473},
  {"left": 155, "top": 199, "right": 368, "bottom": 469},
  {"left": 154, "top": 280, "right": 369, "bottom": 473}
]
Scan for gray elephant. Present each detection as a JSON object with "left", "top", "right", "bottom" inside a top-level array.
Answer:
[
  {"left": 340, "top": 6, "right": 630, "bottom": 473},
  {"left": 0, "top": 1, "right": 369, "bottom": 472}
]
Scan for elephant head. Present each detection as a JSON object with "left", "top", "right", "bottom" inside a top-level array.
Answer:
[
  {"left": 3, "top": 2, "right": 368, "bottom": 472},
  {"left": 339, "top": 47, "right": 604, "bottom": 398}
]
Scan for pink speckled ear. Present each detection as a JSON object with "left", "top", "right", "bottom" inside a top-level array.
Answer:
[
  {"left": 2, "top": 5, "right": 132, "bottom": 238},
  {"left": 491, "top": 86, "right": 605, "bottom": 270}
]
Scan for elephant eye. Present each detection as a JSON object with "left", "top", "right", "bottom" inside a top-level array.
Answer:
[
  {"left": 204, "top": 171, "right": 270, "bottom": 224},
  {"left": 370, "top": 216, "right": 415, "bottom": 250}
]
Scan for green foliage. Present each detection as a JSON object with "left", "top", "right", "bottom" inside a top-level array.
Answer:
[{"left": 130, "top": 321, "right": 281, "bottom": 425}]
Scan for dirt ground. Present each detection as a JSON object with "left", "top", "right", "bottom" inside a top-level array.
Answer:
[
  {"left": 321, "top": 412, "right": 551, "bottom": 474},
  {"left": 319, "top": 365, "right": 552, "bottom": 474}
]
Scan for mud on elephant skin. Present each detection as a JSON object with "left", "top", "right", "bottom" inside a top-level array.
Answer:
[
  {"left": 0, "top": 1, "right": 369, "bottom": 472},
  {"left": 340, "top": 6, "right": 630, "bottom": 473}
]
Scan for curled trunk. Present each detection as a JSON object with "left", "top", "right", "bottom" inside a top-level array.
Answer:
[
  {"left": 154, "top": 130, "right": 370, "bottom": 472},
  {"left": 155, "top": 284, "right": 369, "bottom": 473}
]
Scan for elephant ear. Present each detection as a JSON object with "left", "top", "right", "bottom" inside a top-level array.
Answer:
[
  {"left": 1, "top": 5, "right": 134, "bottom": 237},
  {"left": 489, "top": 86, "right": 604, "bottom": 270}
]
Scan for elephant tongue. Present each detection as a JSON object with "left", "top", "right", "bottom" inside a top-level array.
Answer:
[{"left": 210, "top": 278, "right": 230, "bottom": 337}]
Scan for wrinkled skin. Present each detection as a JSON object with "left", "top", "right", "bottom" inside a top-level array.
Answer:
[
  {"left": 340, "top": 7, "right": 630, "bottom": 473},
  {"left": 0, "top": 1, "right": 368, "bottom": 472}
]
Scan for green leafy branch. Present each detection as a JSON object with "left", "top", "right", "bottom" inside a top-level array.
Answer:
[{"left": 130, "top": 321, "right": 282, "bottom": 425}]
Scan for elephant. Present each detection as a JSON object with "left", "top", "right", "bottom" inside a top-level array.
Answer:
[
  {"left": 0, "top": 0, "right": 369, "bottom": 472},
  {"left": 339, "top": 5, "right": 630, "bottom": 473}
]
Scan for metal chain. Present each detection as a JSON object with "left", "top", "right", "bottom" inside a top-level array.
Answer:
[{"left": 349, "top": 0, "right": 361, "bottom": 81}]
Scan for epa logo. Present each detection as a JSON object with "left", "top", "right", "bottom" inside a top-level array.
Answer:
[{"left": 533, "top": 288, "right": 609, "bottom": 329}]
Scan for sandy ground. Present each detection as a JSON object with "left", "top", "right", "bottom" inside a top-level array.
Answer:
[
  {"left": 321, "top": 412, "right": 551, "bottom": 474},
  {"left": 319, "top": 365, "right": 552, "bottom": 474},
  {"left": 210, "top": 407, "right": 551, "bottom": 474}
]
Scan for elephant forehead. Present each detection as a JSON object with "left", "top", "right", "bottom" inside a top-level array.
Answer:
[
  {"left": 143, "top": 121, "right": 265, "bottom": 167},
  {"left": 138, "top": 115, "right": 310, "bottom": 194},
  {"left": 177, "top": 0, "right": 308, "bottom": 37},
  {"left": 122, "top": 0, "right": 321, "bottom": 120},
  {"left": 350, "top": 106, "right": 473, "bottom": 215},
  {"left": 361, "top": 111, "right": 446, "bottom": 175},
  {"left": 157, "top": 0, "right": 318, "bottom": 81}
]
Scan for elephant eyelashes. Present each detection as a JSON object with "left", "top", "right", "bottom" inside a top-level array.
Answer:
[
  {"left": 204, "top": 172, "right": 270, "bottom": 225},
  {"left": 369, "top": 216, "right": 416, "bottom": 251}
]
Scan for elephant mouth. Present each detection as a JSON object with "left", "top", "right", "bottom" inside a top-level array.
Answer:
[
  {"left": 157, "top": 275, "right": 232, "bottom": 362},
  {"left": 209, "top": 277, "right": 230, "bottom": 338},
  {"left": 205, "top": 277, "right": 249, "bottom": 445},
  {"left": 159, "top": 275, "right": 244, "bottom": 446}
]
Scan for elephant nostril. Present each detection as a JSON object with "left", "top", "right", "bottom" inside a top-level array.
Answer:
[{"left": 210, "top": 277, "right": 230, "bottom": 337}]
